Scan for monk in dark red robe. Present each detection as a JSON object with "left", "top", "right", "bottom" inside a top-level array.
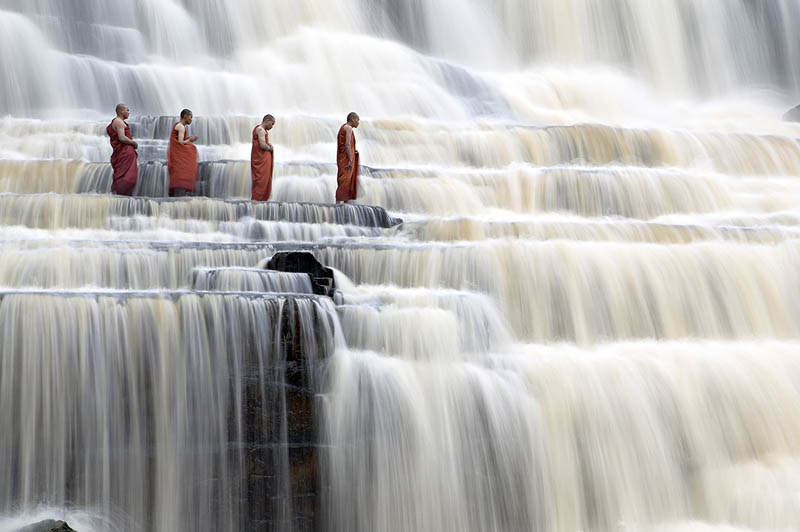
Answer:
[
  {"left": 167, "top": 108, "right": 199, "bottom": 196},
  {"left": 251, "top": 114, "right": 275, "bottom": 201},
  {"left": 335, "top": 112, "right": 360, "bottom": 203},
  {"left": 106, "top": 103, "right": 138, "bottom": 195}
]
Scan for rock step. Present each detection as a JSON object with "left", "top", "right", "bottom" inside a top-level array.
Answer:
[{"left": 0, "top": 193, "right": 402, "bottom": 229}]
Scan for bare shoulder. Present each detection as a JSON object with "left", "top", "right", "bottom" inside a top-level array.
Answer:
[
  {"left": 255, "top": 125, "right": 265, "bottom": 133},
  {"left": 175, "top": 122, "right": 185, "bottom": 131},
  {"left": 112, "top": 117, "right": 124, "bottom": 127},
  {"left": 343, "top": 124, "right": 353, "bottom": 133}
]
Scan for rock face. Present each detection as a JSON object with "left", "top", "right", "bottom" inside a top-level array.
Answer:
[
  {"left": 266, "top": 252, "right": 337, "bottom": 298},
  {"left": 240, "top": 297, "right": 334, "bottom": 532},
  {"left": 16, "top": 520, "right": 76, "bottom": 532},
  {"left": 784, "top": 104, "right": 800, "bottom": 122}
]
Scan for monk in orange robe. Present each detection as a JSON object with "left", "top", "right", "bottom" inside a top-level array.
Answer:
[
  {"left": 335, "top": 112, "right": 360, "bottom": 203},
  {"left": 106, "top": 103, "right": 138, "bottom": 195},
  {"left": 167, "top": 108, "right": 199, "bottom": 197},
  {"left": 251, "top": 114, "right": 275, "bottom": 201}
]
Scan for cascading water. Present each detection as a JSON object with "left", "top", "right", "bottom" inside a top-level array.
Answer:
[
  {"left": 0, "top": 292, "right": 341, "bottom": 532},
  {"left": 1, "top": 1, "right": 800, "bottom": 532}
]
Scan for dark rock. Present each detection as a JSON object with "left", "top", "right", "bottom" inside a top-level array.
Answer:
[
  {"left": 232, "top": 295, "right": 332, "bottom": 532},
  {"left": 265, "top": 252, "right": 336, "bottom": 298},
  {"left": 784, "top": 104, "right": 800, "bottom": 122},
  {"left": 16, "top": 520, "right": 76, "bottom": 532}
]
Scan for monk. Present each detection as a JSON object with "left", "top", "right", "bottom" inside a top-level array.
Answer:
[
  {"left": 167, "top": 108, "right": 199, "bottom": 197},
  {"left": 106, "top": 103, "right": 138, "bottom": 195},
  {"left": 335, "top": 112, "right": 360, "bottom": 203},
  {"left": 251, "top": 114, "right": 275, "bottom": 201}
]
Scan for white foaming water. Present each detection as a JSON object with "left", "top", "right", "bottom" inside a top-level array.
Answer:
[
  {"left": 0, "top": 293, "right": 342, "bottom": 532},
  {"left": 1, "top": 1, "right": 800, "bottom": 532},
  {"left": 323, "top": 341, "right": 800, "bottom": 532}
]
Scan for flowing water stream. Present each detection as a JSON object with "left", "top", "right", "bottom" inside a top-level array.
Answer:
[{"left": 1, "top": 1, "right": 800, "bottom": 531}]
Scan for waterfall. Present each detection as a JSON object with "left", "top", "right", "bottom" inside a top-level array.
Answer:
[
  {"left": 2, "top": 0, "right": 800, "bottom": 117},
  {"left": 1, "top": 1, "right": 800, "bottom": 532},
  {"left": 192, "top": 268, "right": 316, "bottom": 293},
  {"left": 323, "top": 341, "right": 800, "bottom": 532},
  {"left": 0, "top": 292, "right": 342, "bottom": 532}
]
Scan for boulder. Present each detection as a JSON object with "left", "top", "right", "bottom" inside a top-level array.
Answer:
[
  {"left": 265, "top": 252, "right": 336, "bottom": 298},
  {"left": 16, "top": 520, "right": 76, "bottom": 532}
]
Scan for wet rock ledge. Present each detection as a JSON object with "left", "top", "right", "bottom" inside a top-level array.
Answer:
[{"left": 16, "top": 520, "right": 76, "bottom": 532}]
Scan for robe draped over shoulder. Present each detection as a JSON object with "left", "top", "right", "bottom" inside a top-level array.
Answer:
[
  {"left": 251, "top": 126, "right": 274, "bottom": 201},
  {"left": 106, "top": 120, "right": 138, "bottom": 196},
  {"left": 167, "top": 122, "right": 198, "bottom": 192},
  {"left": 335, "top": 124, "right": 358, "bottom": 202}
]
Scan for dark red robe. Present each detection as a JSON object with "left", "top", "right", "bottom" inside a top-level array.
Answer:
[
  {"left": 106, "top": 120, "right": 138, "bottom": 195},
  {"left": 335, "top": 124, "right": 359, "bottom": 202},
  {"left": 167, "top": 122, "right": 198, "bottom": 193},
  {"left": 251, "top": 126, "right": 274, "bottom": 201}
]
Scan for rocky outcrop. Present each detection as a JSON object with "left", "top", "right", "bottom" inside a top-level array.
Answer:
[
  {"left": 266, "top": 252, "right": 337, "bottom": 298},
  {"left": 16, "top": 520, "right": 76, "bottom": 532},
  {"left": 784, "top": 104, "right": 800, "bottom": 122},
  {"left": 239, "top": 296, "right": 337, "bottom": 532}
]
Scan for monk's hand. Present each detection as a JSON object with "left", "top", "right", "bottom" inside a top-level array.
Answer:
[
  {"left": 189, "top": 135, "right": 199, "bottom": 143},
  {"left": 132, "top": 141, "right": 139, "bottom": 149}
]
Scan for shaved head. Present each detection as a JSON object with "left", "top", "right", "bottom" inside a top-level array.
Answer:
[
  {"left": 115, "top": 103, "right": 130, "bottom": 119},
  {"left": 262, "top": 114, "right": 275, "bottom": 123},
  {"left": 346, "top": 112, "right": 360, "bottom": 129}
]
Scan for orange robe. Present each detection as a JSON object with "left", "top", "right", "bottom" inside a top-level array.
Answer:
[
  {"left": 106, "top": 120, "right": 138, "bottom": 195},
  {"left": 251, "top": 126, "right": 274, "bottom": 201},
  {"left": 167, "top": 122, "right": 198, "bottom": 193},
  {"left": 335, "top": 124, "right": 359, "bottom": 202}
]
